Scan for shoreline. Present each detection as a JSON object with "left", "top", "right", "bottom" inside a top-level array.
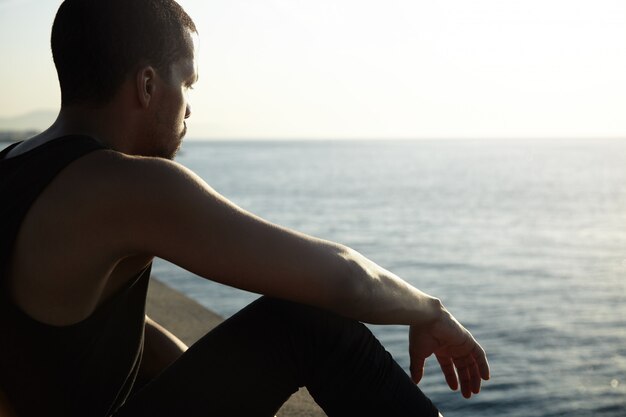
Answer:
[{"left": 146, "top": 277, "right": 326, "bottom": 417}]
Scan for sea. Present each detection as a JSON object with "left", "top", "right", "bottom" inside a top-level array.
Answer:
[{"left": 148, "top": 138, "right": 626, "bottom": 417}]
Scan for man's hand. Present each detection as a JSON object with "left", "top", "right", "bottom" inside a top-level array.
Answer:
[{"left": 409, "top": 309, "right": 490, "bottom": 399}]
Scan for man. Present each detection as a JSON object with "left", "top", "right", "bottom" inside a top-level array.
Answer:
[{"left": 0, "top": 1, "right": 489, "bottom": 416}]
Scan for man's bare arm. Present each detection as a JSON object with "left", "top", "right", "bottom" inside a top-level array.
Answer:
[
  {"left": 102, "top": 154, "right": 441, "bottom": 326},
  {"left": 87, "top": 152, "right": 488, "bottom": 396}
]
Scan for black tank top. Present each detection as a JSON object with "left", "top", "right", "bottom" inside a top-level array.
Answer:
[{"left": 0, "top": 136, "right": 150, "bottom": 417}]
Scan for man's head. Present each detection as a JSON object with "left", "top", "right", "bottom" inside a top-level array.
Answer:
[
  {"left": 51, "top": 0, "right": 197, "bottom": 156},
  {"left": 52, "top": 0, "right": 197, "bottom": 107}
]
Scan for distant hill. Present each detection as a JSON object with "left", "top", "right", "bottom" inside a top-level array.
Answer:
[
  {"left": 0, "top": 130, "right": 39, "bottom": 142},
  {"left": 0, "top": 109, "right": 56, "bottom": 131}
]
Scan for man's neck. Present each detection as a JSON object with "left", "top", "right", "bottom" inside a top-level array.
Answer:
[
  {"left": 51, "top": 105, "right": 136, "bottom": 152},
  {"left": 13, "top": 99, "right": 141, "bottom": 158}
]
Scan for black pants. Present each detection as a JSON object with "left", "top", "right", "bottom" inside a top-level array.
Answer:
[{"left": 113, "top": 297, "right": 439, "bottom": 417}]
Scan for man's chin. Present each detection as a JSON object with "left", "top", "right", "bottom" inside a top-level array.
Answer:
[
  {"left": 151, "top": 140, "right": 182, "bottom": 160},
  {"left": 168, "top": 128, "right": 186, "bottom": 159},
  {"left": 169, "top": 143, "right": 182, "bottom": 160},
  {"left": 168, "top": 137, "right": 185, "bottom": 160}
]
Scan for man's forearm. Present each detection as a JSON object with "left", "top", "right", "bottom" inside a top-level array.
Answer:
[{"left": 332, "top": 246, "right": 444, "bottom": 327}]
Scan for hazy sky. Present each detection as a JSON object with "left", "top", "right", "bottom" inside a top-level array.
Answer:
[{"left": 1, "top": 0, "right": 625, "bottom": 139}]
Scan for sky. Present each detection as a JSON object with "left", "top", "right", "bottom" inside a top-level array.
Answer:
[{"left": 0, "top": 0, "right": 625, "bottom": 140}]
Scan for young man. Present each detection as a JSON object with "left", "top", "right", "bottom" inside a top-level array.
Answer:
[{"left": 0, "top": 1, "right": 489, "bottom": 416}]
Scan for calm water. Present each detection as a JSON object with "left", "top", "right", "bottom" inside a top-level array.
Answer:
[{"left": 152, "top": 139, "right": 626, "bottom": 417}]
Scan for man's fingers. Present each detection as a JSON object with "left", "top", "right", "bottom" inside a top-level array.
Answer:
[
  {"left": 473, "top": 344, "right": 491, "bottom": 380},
  {"left": 469, "top": 362, "right": 482, "bottom": 394},
  {"left": 436, "top": 355, "right": 458, "bottom": 391},
  {"left": 453, "top": 358, "right": 473, "bottom": 398},
  {"left": 459, "top": 368, "right": 472, "bottom": 398},
  {"left": 410, "top": 363, "right": 424, "bottom": 384},
  {"left": 454, "top": 351, "right": 483, "bottom": 396},
  {"left": 410, "top": 358, "right": 426, "bottom": 383}
]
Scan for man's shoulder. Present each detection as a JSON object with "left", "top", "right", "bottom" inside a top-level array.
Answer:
[
  {"left": 36, "top": 149, "right": 199, "bottom": 232},
  {"left": 75, "top": 148, "right": 181, "bottom": 175},
  {"left": 68, "top": 149, "right": 193, "bottom": 196},
  {"left": 21, "top": 148, "right": 206, "bottom": 262}
]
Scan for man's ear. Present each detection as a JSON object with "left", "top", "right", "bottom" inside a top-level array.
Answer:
[{"left": 136, "top": 66, "right": 157, "bottom": 108}]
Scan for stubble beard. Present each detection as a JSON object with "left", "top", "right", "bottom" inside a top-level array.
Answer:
[
  {"left": 169, "top": 123, "right": 187, "bottom": 160},
  {"left": 148, "top": 119, "right": 187, "bottom": 160}
]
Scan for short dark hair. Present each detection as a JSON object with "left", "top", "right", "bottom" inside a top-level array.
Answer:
[{"left": 51, "top": 0, "right": 197, "bottom": 106}]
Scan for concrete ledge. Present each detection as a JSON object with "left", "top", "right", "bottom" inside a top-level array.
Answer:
[{"left": 146, "top": 277, "right": 326, "bottom": 417}]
